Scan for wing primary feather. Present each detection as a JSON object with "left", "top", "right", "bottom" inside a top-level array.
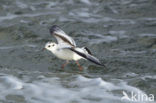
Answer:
[
  {"left": 70, "top": 48, "right": 107, "bottom": 68},
  {"left": 49, "top": 25, "right": 76, "bottom": 47},
  {"left": 83, "top": 47, "right": 92, "bottom": 55},
  {"left": 49, "top": 25, "right": 60, "bottom": 34},
  {"left": 54, "top": 33, "right": 75, "bottom": 47}
]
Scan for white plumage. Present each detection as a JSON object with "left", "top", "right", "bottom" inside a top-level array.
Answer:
[
  {"left": 44, "top": 25, "right": 105, "bottom": 70},
  {"left": 45, "top": 42, "right": 83, "bottom": 61}
]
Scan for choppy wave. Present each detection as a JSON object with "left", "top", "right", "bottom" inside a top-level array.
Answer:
[
  {"left": 0, "top": 0, "right": 155, "bottom": 103},
  {"left": 0, "top": 73, "right": 148, "bottom": 103},
  {"left": 0, "top": 44, "right": 37, "bottom": 50}
]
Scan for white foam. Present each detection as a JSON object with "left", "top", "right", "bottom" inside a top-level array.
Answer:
[
  {"left": 0, "top": 44, "right": 37, "bottom": 50},
  {"left": 16, "top": 1, "right": 28, "bottom": 9},
  {"left": 123, "top": 72, "right": 139, "bottom": 78},
  {"left": 140, "top": 17, "right": 156, "bottom": 21},
  {"left": 69, "top": 8, "right": 90, "bottom": 18},
  {"left": 109, "top": 30, "right": 128, "bottom": 39},
  {"left": 46, "top": 2, "right": 58, "bottom": 9},
  {"left": 0, "top": 13, "right": 18, "bottom": 22},
  {"left": 102, "top": 17, "right": 136, "bottom": 25},
  {"left": 109, "top": 6, "right": 119, "bottom": 14},
  {"left": 89, "top": 36, "right": 117, "bottom": 44},
  {"left": 81, "top": 32, "right": 118, "bottom": 44},
  {"left": 0, "top": 12, "right": 59, "bottom": 23},
  {"left": 0, "top": 74, "right": 147, "bottom": 103},
  {"left": 0, "top": 75, "right": 23, "bottom": 90},
  {"left": 75, "top": 76, "right": 118, "bottom": 90},
  {"left": 78, "top": 12, "right": 90, "bottom": 17},
  {"left": 80, "top": 0, "right": 91, "bottom": 5},
  {"left": 141, "top": 75, "right": 156, "bottom": 80},
  {"left": 139, "top": 33, "right": 156, "bottom": 37}
]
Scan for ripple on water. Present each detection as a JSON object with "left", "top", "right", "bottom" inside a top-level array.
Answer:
[
  {"left": 0, "top": 44, "right": 37, "bottom": 50},
  {"left": 0, "top": 74, "right": 146, "bottom": 103}
]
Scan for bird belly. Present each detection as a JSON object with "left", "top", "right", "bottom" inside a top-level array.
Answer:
[
  {"left": 54, "top": 49, "right": 82, "bottom": 61},
  {"left": 73, "top": 52, "right": 83, "bottom": 61}
]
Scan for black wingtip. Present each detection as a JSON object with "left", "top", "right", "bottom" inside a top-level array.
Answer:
[
  {"left": 49, "top": 25, "right": 60, "bottom": 34},
  {"left": 99, "top": 63, "right": 107, "bottom": 69},
  {"left": 70, "top": 48, "right": 107, "bottom": 69},
  {"left": 91, "top": 60, "right": 107, "bottom": 69},
  {"left": 84, "top": 47, "right": 92, "bottom": 55}
]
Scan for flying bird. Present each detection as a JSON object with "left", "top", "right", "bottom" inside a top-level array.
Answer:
[{"left": 44, "top": 25, "right": 106, "bottom": 70}]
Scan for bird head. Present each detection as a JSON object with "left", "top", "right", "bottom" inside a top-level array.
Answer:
[{"left": 44, "top": 42, "right": 57, "bottom": 52}]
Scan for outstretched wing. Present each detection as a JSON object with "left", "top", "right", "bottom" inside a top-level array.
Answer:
[
  {"left": 69, "top": 48, "right": 106, "bottom": 67},
  {"left": 49, "top": 25, "right": 76, "bottom": 47}
]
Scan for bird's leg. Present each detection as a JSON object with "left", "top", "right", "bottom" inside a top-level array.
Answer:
[
  {"left": 61, "top": 61, "right": 69, "bottom": 69},
  {"left": 76, "top": 61, "right": 83, "bottom": 71}
]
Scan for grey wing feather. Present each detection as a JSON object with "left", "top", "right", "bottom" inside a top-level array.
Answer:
[
  {"left": 49, "top": 25, "right": 76, "bottom": 47},
  {"left": 70, "top": 48, "right": 106, "bottom": 67}
]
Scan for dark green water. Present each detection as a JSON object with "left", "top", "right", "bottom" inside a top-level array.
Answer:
[{"left": 0, "top": 0, "right": 156, "bottom": 103}]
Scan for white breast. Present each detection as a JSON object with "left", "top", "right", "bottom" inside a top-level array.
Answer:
[{"left": 53, "top": 48, "right": 82, "bottom": 61}]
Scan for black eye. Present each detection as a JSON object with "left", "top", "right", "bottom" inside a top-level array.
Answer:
[
  {"left": 52, "top": 44, "right": 55, "bottom": 46},
  {"left": 48, "top": 45, "right": 51, "bottom": 47}
]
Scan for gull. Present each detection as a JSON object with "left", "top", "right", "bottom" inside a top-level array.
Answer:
[{"left": 44, "top": 25, "right": 106, "bottom": 70}]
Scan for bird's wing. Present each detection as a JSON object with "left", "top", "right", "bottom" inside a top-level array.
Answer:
[
  {"left": 49, "top": 25, "right": 76, "bottom": 47},
  {"left": 81, "top": 47, "right": 92, "bottom": 55},
  {"left": 57, "top": 43, "right": 73, "bottom": 50},
  {"left": 69, "top": 47, "right": 106, "bottom": 67}
]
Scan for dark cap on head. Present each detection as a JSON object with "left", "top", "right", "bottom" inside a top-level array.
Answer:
[{"left": 49, "top": 25, "right": 60, "bottom": 34}]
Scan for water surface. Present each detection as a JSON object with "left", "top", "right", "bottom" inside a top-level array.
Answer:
[{"left": 0, "top": 0, "right": 156, "bottom": 103}]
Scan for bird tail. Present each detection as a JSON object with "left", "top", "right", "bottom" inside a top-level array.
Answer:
[{"left": 70, "top": 48, "right": 106, "bottom": 67}]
